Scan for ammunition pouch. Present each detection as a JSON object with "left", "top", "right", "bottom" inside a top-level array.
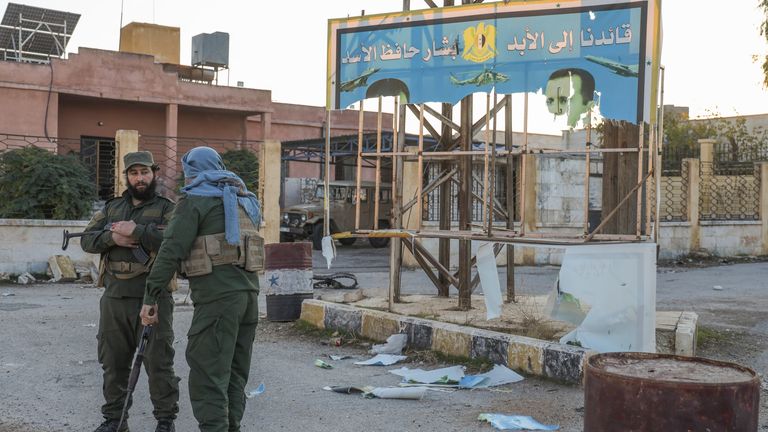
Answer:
[
  {"left": 181, "top": 231, "right": 264, "bottom": 277},
  {"left": 107, "top": 261, "right": 149, "bottom": 280}
]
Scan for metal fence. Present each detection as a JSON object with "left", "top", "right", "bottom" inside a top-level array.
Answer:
[
  {"left": 1, "top": 133, "right": 261, "bottom": 205},
  {"left": 699, "top": 161, "right": 760, "bottom": 221},
  {"left": 424, "top": 160, "right": 514, "bottom": 223}
]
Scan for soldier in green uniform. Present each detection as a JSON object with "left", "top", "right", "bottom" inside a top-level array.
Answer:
[
  {"left": 81, "top": 151, "right": 180, "bottom": 432},
  {"left": 141, "top": 146, "right": 262, "bottom": 432}
]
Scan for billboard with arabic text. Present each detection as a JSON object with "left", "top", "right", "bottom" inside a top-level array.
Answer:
[{"left": 327, "top": 0, "right": 662, "bottom": 125}]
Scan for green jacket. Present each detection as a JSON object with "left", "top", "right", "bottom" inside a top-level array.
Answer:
[
  {"left": 81, "top": 191, "right": 175, "bottom": 298},
  {"left": 144, "top": 195, "right": 259, "bottom": 306}
]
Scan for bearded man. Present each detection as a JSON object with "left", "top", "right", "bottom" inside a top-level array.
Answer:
[{"left": 81, "top": 151, "right": 179, "bottom": 432}]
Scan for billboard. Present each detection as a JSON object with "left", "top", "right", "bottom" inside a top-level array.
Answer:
[{"left": 327, "top": 0, "right": 662, "bottom": 125}]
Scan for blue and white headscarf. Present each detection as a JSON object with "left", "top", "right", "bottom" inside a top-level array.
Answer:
[{"left": 181, "top": 146, "right": 261, "bottom": 245}]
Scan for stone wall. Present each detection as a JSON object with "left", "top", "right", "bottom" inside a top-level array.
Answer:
[{"left": 0, "top": 219, "right": 97, "bottom": 274}]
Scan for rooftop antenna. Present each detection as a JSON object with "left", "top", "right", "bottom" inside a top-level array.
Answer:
[{"left": 118, "top": 0, "right": 124, "bottom": 49}]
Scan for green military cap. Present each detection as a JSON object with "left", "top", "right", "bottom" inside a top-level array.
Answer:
[{"left": 123, "top": 151, "right": 156, "bottom": 171}]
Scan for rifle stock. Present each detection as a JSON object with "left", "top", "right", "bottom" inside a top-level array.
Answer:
[{"left": 62, "top": 227, "right": 162, "bottom": 265}]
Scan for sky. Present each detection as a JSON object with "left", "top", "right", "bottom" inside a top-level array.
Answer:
[{"left": 3, "top": 0, "right": 768, "bottom": 133}]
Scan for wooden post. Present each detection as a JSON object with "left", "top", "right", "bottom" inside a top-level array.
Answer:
[
  {"left": 417, "top": 104, "right": 425, "bottom": 231},
  {"left": 504, "top": 94, "right": 515, "bottom": 302},
  {"left": 389, "top": 94, "right": 405, "bottom": 307},
  {"left": 438, "top": 101, "right": 453, "bottom": 297},
  {"left": 374, "top": 96, "right": 383, "bottom": 229},
  {"left": 458, "top": 95, "right": 472, "bottom": 310},
  {"left": 355, "top": 100, "right": 364, "bottom": 231}
]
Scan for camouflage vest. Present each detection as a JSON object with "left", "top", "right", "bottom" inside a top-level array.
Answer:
[{"left": 181, "top": 206, "right": 264, "bottom": 277}]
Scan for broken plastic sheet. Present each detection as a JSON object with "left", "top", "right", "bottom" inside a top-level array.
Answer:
[
  {"left": 354, "top": 354, "right": 407, "bottom": 366},
  {"left": 478, "top": 413, "right": 559, "bottom": 431},
  {"left": 315, "top": 359, "right": 334, "bottom": 369},
  {"left": 370, "top": 333, "right": 407, "bottom": 355},
  {"left": 544, "top": 278, "right": 587, "bottom": 326},
  {"left": 557, "top": 243, "right": 656, "bottom": 353},
  {"left": 323, "top": 385, "right": 429, "bottom": 400},
  {"left": 329, "top": 355, "right": 351, "bottom": 361},
  {"left": 389, "top": 365, "right": 465, "bottom": 385},
  {"left": 321, "top": 236, "right": 336, "bottom": 269},
  {"left": 476, "top": 242, "right": 503, "bottom": 320},
  {"left": 245, "top": 383, "right": 265, "bottom": 399},
  {"left": 459, "top": 364, "right": 524, "bottom": 389}
]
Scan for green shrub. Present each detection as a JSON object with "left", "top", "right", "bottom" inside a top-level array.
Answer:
[
  {"left": 176, "top": 149, "right": 260, "bottom": 196},
  {"left": 0, "top": 146, "right": 96, "bottom": 219},
  {"left": 221, "top": 149, "right": 260, "bottom": 196}
]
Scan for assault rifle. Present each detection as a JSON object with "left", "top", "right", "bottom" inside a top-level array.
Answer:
[
  {"left": 117, "top": 324, "right": 153, "bottom": 430},
  {"left": 62, "top": 229, "right": 152, "bottom": 265}
]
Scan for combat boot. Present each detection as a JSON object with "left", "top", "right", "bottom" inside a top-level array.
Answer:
[
  {"left": 93, "top": 418, "right": 129, "bottom": 432},
  {"left": 155, "top": 418, "right": 175, "bottom": 432}
]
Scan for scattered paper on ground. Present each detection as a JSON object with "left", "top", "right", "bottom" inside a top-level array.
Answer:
[
  {"left": 354, "top": 354, "right": 407, "bottom": 366},
  {"left": 478, "top": 413, "right": 559, "bottom": 431},
  {"left": 459, "top": 365, "right": 524, "bottom": 388},
  {"left": 371, "top": 333, "right": 407, "bottom": 355},
  {"left": 389, "top": 365, "right": 465, "bottom": 384}
]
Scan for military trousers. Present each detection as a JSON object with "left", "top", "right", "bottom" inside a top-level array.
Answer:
[
  {"left": 97, "top": 294, "right": 180, "bottom": 420},
  {"left": 186, "top": 291, "right": 258, "bottom": 432}
]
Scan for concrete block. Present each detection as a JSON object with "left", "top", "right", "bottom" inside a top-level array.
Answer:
[
  {"left": 675, "top": 312, "right": 698, "bottom": 356},
  {"left": 399, "top": 317, "right": 433, "bottom": 351},
  {"left": 324, "top": 304, "right": 362, "bottom": 335},
  {"left": 299, "top": 300, "right": 325, "bottom": 329},
  {"left": 319, "top": 289, "right": 365, "bottom": 304},
  {"left": 470, "top": 329, "right": 509, "bottom": 365},
  {"left": 507, "top": 336, "right": 547, "bottom": 375},
  {"left": 543, "top": 343, "right": 591, "bottom": 384},
  {"left": 48, "top": 255, "right": 77, "bottom": 282},
  {"left": 432, "top": 323, "right": 472, "bottom": 358},
  {"left": 360, "top": 311, "right": 401, "bottom": 342}
]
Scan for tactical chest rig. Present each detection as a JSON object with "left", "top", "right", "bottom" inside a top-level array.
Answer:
[{"left": 181, "top": 206, "right": 264, "bottom": 277}]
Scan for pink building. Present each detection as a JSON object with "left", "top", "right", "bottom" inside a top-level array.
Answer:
[{"left": 0, "top": 47, "right": 391, "bottom": 199}]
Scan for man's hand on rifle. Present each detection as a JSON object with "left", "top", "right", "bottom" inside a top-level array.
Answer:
[
  {"left": 111, "top": 220, "right": 137, "bottom": 237},
  {"left": 112, "top": 232, "right": 138, "bottom": 248},
  {"left": 140, "top": 304, "right": 158, "bottom": 326}
]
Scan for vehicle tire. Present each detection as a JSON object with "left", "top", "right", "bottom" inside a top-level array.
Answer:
[
  {"left": 312, "top": 223, "right": 324, "bottom": 251},
  {"left": 368, "top": 220, "right": 390, "bottom": 248},
  {"left": 339, "top": 237, "right": 356, "bottom": 246}
]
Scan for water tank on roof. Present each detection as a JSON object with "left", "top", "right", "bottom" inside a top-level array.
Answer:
[{"left": 191, "top": 32, "right": 229, "bottom": 68}]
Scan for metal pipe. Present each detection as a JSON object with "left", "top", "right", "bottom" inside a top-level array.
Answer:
[
  {"left": 355, "top": 100, "right": 364, "bottom": 230},
  {"left": 417, "top": 104, "right": 425, "bottom": 231},
  {"left": 584, "top": 109, "right": 592, "bottom": 234},
  {"left": 374, "top": 96, "right": 383, "bottom": 230}
]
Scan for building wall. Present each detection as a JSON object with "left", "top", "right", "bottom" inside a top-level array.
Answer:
[
  {"left": 178, "top": 107, "right": 245, "bottom": 139},
  {"left": 0, "top": 87, "right": 56, "bottom": 137},
  {"left": 57, "top": 96, "right": 166, "bottom": 148}
]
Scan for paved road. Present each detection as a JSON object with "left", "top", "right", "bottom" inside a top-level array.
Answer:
[{"left": 1, "top": 242, "right": 767, "bottom": 431}]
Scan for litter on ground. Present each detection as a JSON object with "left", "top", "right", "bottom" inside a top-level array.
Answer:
[
  {"left": 354, "top": 354, "right": 407, "bottom": 366},
  {"left": 478, "top": 413, "right": 559, "bottom": 431}
]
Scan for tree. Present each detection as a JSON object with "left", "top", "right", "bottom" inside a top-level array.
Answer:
[
  {"left": 761, "top": 0, "right": 768, "bottom": 87},
  {"left": 221, "top": 149, "right": 260, "bottom": 196},
  {"left": 0, "top": 146, "right": 96, "bottom": 219}
]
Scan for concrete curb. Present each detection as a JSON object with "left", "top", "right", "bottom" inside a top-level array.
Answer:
[{"left": 300, "top": 299, "right": 595, "bottom": 384}]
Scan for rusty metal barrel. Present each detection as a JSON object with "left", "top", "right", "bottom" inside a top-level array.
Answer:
[
  {"left": 264, "top": 242, "right": 314, "bottom": 322},
  {"left": 584, "top": 352, "right": 760, "bottom": 432}
]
